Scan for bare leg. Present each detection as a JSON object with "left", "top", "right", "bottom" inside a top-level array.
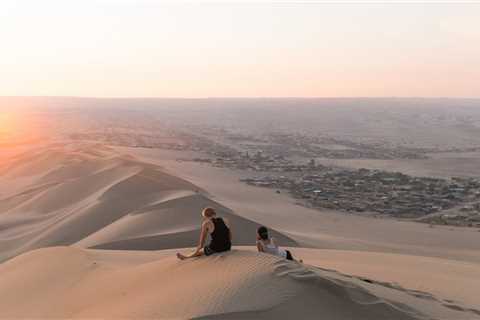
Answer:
[
  {"left": 177, "top": 249, "right": 204, "bottom": 260},
  {"left": 292, "top": 254, "right": 303, "bottom": 263},
  {"left": 287, "top": 250, "right": 303, "bottom": 263}
]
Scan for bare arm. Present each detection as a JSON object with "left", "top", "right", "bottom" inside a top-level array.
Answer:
[
  {"left": 197, "top": 221, "right": 209, "bottom": 250},
  {"left": 256, "top": 240, "right": 264, "bottom": 252},
  {"left": 177, "top": 221, "right": 210, "bottom": 259}
]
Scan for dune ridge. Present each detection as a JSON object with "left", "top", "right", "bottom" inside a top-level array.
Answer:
[
  {"left": 1, "top": 142, "right": 480, "bottom": 319},
  {"left": 2, "top": 246, "right": 473, "bottom": 320},
  {"left": 0, "top": 143, "right": 295, "bottom": 262}
]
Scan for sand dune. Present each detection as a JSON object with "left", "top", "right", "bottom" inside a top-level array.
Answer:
[
  {"left": 1, "top": 142, "right": 480, "bottom": 319},
  {"left": 298, "top": 248, "right": 480, "bottom": 312},
  {"left": 130, "top": 147, "right": 480, "bottom": 264},
  {"left": 2, "top": 246, "right": 476, "bottom": 320},
  {"left": 0, "top": 144, "right": 294, "bottom": 262}
]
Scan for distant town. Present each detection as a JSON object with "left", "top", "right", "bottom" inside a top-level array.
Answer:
[
  {"left": 190, "top": 152, "right": 480, "bottom": 227},
  {"left": 69, "top": 122, "right": 480, "bottom": 228},
  {"left": 242, "top": 167, "right": 480, "bottom": 224}
]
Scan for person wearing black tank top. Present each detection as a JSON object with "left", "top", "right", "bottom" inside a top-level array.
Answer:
[{"left": 177, "top": 207, "right": 232, "bottom": 260}]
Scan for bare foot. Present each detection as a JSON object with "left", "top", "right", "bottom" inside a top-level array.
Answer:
[{"left": 176, "top": 253, "right": 187, "bottom": 260}]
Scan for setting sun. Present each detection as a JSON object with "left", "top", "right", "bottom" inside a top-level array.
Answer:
[{"left": 0, "top": 113, "right": 14, "bottom": 135}]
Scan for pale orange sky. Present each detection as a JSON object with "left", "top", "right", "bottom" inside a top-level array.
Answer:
[{"left": 0, "top": 1, "right": 479, "bottom": 98}]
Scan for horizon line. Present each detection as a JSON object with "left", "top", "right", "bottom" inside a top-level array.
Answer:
[{"left": 2, "top": 95, "right": 480, "bottom": 100}]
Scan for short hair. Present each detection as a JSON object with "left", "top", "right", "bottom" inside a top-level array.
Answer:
[
  {"left": 202, "top": 207, "right": 217, "bottom": 218},
  {"left": 257, "top": 226, "right": 269, "bottom": 240}
]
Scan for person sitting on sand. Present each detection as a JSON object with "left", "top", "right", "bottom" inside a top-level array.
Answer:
[
  {"left": 177, "top": 207, "right": 232, "bottom": 260},
  {"left": 256, "top": 226, "right": 301, "bottom": 262}
]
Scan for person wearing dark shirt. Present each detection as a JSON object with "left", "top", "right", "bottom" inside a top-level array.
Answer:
[{"left": 177, "top": 207, "right": 232, "bottom": 260}]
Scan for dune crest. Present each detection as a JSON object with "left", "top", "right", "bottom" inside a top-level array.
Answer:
[
  {"left": 2, "top": 143, "right": 480, "bottom": 319},
  {"left": 2, "top": 246, "right": 470, "bottom": 320},
  {"left": 0, "top": 144, "right": 295, "bottom": 262}
]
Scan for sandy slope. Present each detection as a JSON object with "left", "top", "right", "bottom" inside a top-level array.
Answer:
[
  {"left": 1, "top": 246, "right": 477, "bottom": 320},
  {"left": 1, "top": 142, "right": 480, "bottom": 319},
  {"left": 0, "top": 144, "right": 294, "bottom": 262},
  {"left": 295, "top": 248, "right": 480, "bottom": 313},
  {"left": 123, "top": 147, "right": 480, "bottom": 264}
]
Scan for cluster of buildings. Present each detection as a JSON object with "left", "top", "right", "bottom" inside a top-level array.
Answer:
[
  {"left": 422, "top": 203, "right": 480, "bottom": 227},
  {"left": 197, "top": 151, "right": 315, "bottom": 172},
  {"left": 69, "top": 126, "right": 480, "bottom": 227},
  {"left": 241, "top": 168, "right": 480, "bottom": 221},
  {"left": 266, "top": 133, "right": 428, "bottom": 160}
]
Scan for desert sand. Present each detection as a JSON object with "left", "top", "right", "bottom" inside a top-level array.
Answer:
[
  {"left": 1, "top": 246, "right": 477, "bottom": 320},
  {"left": 121, "top": 147, "right": 480, "bottom": 263},
  {"left": 1, "top": 142, "right": 480, "bottom": 319},
  {"left": 0, "top": 143, "right": 293, "bottom": 262}
]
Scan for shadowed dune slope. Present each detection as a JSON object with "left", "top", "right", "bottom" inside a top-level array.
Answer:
[{"left": 0, "top": 144, "right": 295, "bottom": 262}]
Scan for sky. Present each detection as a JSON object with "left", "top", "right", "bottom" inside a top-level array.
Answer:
[{"left": 0, "top": 1, "right": 479, "bottom": 98}]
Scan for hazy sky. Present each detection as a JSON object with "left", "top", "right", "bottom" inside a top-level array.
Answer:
[{"left": 1, "top": 1, "right": 479, "bottom": 98}]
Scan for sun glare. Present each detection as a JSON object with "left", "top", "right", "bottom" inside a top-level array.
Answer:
[
  {"left": 0, "top": 113, "right": 13, "bottom": 134},
  {"left": 0, "top": 111, "right": 32, "bottom": 144}
]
